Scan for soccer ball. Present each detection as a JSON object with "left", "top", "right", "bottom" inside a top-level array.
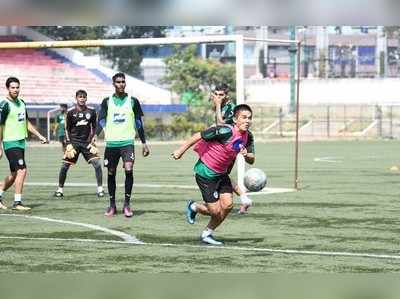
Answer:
[{"left": 244, "top": 168, "right": 267, "bottom": 192}]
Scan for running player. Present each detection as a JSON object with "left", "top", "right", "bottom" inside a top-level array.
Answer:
[
  {"left": 211, "top": 84, "right": 253, "bottom": 214},
  {"left": 53, "top": 90, "right": 104, "bottom": 198},
  {"left": 0, "top": 77, "right": 48, "bottom": 210},
  {"left": 97, "top": 73, "right": 150, "bottom": 217},
  {"left": 172, "top": 104, "right": 255, "bottom": 245}
]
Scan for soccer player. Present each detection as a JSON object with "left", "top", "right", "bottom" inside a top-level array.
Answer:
[
  {"left": 172, "top": 104, "right": 255, "bottom": 245},
  {"left": 0, "top": 77, "right": 47, "bottom": 210},
  {"left": 54, "top": 90, "right": 104, "bottom": 198},
  {"left": 53, "top": 104, "right": 68, "bottom": 152},
  {"left": 97, "top": 73, "right": 150, "bottom": 217},
  {"left": 211, "top": 84, "right": 253, "bottom": 214}
]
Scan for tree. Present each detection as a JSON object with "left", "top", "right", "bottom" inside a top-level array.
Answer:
[{"left": 162, "top": 45, "right": 236, "bottom": 106}]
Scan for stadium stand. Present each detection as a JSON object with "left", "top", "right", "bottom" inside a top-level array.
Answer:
[{"left": 0, "top": 36, "right": 113, "bottom": 104}]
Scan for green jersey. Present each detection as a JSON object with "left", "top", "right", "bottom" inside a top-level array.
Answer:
[
  {"left": 220, "top": 101, "right": 235, "bottom": 125},
  {"left": 0, "top": 97, "right": 28, "bottom": 150},
  {"left": 55, "top": 113, "right": 65, "bottom": 137}
]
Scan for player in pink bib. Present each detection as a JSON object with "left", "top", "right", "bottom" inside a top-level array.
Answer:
[{"left": 172, "top": 104, "right": 255, "bottom": 245}]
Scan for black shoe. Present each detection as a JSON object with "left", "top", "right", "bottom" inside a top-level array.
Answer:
[{"left": 54, "top": 191, "right": 64, "bottom": 198}]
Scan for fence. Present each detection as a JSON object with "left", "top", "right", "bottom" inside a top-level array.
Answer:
[{"left": 251, "top": 104, "right": 400, "bottom": 139}]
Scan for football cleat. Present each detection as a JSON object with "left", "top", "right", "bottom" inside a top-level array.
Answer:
[
  {"left": 104, "top": 206, "right": 117, "bottom": 217},
  {"left": 186, "top": 200, "right": 197, "bottom": 224},
  {"left": 97, "top": 191, "right": 105, "bottom": 198},
  {"left": 123, "top": 206, "right": 133, "bottom": 218},
  {"left": 54, "top": 191, "right": 64, "bottom": 198},
  {"left": 201, "top": 235, "right": 224, "bottom": 246},
  {"left": 12, "top": 202, "right": 31, "bottom": 211}
]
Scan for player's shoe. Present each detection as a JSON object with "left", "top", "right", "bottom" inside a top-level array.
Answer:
[
  {"left": 123, "top": 205, "right": 133, "bottom": 218},
  {"left": 390, "top": 165, "right": 400, "bottom": 171},
  {"left": 97, "top": 191, "right": 105, "bottom": 198},
  {"left": 0, "top": 200, "right": 7, "bottom": 210},
  {"left": 53, "top": 191, "right": 64, "bottom": 198},
  {"left": 104, "top": 206, "right": 117, "bottom": 217},
  {"left": 12, "top": 202, "right": 31, "bottom": 211},
  {"left": 186, "top": 200, "right": 197, "bottom": 224},
  {"left": 201, "top": 235, "right": 224, "bottom": 246}
]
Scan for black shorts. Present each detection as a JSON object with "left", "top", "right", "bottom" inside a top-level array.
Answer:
[
  {"left": 5, "top": 148, "right": 26, "bottom": 172},
  {"left": 104, "top": 145, "right": 134, "bottom": 169},
  {"left": 63, "top": 143, "right": 99, "bottom": 164},
  {"left": 195, "top": 173, "right": 233, "bottom": 203}
]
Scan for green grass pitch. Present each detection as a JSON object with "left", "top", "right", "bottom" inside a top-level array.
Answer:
[{"left": 0, "top": 140, "right": 400, "bottom": 272}]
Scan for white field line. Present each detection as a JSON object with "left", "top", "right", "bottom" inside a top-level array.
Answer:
[
  {"left": 0, "top": 214, "right": 142, "bottom": 244},
  {"left": 313, "top": 157, "right": 342, "bottom": 163},
  {"left": 24, "top": 182, "right": 296, "bottom": 194},
  {"left": 1, "top": 235, "right": 400, "bottom": 261}
]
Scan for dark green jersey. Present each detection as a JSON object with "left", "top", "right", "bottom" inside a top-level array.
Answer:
[
  {"left": 220, "top": 101, "right": 235, "bottom": 125},
  {"left": 55, "top": 113, "right": 66, "bottom": 137}
]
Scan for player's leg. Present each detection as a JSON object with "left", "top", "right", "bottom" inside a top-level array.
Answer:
[
  {"left": 54, "top": 162, "right": 71, "bottom": 197},
  {"left": 82, "top": 145, "right": 104, "bottom": 197},
  {"left": 121, "top": 145, "right": 135, "bottom": 217},
  {"left": 7, "top": 149, "right": 30, "bottom": 210},
  {"left": 104, "top": 147, "right": 119, "bottom": 216},
  {"left": 55, "top": 145, "right": 79, "bottom": 197},
  {"left": 0, "top": 172, "right": 16, "bottom": 210},
  {"left": 201, "top": 201, "right": 224, "bottom": 245}
]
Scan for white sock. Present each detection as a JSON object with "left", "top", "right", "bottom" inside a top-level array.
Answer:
[
  {"left": 97, "top": 186, "right": 104, "bottom": 193},
  {"left": 190, "top": 202, "right": 197, "bottom": 212},
  {"left": 14, "top": 194, "right": 22, "bottom": 202},
  {"left": 57, "top": 187, "right": 63, "bottom": 193},
  {"left": 201, "top": 228, "right": 214, "bottom": 239},
  {"left": 0, "top": 189, "right": 3, "bottom": 197}
]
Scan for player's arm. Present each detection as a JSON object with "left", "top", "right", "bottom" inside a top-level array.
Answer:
[
  {"left": 27, "top": 118, "right": 47, "bottom": 143},
  {"left": 64, "top": 110, "right": 72, "bottom": 144},
  {"left": 242, "top": 131, "right": 255, "bottom": 165},
  {"left": 0, "top": 101, "right": 9, "bottom": 159},
  {"left": 171, "top": 132, "right": 202, "bottom": 160},
  {"left": 132, "top": 97, "right": 150, "bottom": 157},
  {"left": 89, "top": 110, "right": 97, "bottom": 144},
  {"left": 96, "top": 97, "right": 108, "bottom": 136}
]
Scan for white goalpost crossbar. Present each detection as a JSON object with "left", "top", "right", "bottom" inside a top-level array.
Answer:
[{"left": 0, "top": 34, "right": 302, "bottom": 190}]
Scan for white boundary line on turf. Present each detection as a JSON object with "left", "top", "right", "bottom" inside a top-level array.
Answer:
[
  {"left": 1, "top": 235, "right": 400, "bottom": 261},
  {"left": 313, "top": 157, "right": 342, "bottom": 163},
  {"left": 0, "top": 214, "right": 143, "bottom": 244},
  {"left": 24, "top": 182, "right": 296, "bottom": 194}
]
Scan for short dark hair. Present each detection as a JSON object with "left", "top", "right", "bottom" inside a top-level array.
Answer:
[
  {"left": 75, "top": 89, "right": 87, "bottom": 97},
  {"left": 214, "top": 83, "right": 229, "bottom": 93},
  {"left": 6, "top": 77, "right": 20, "bottom": 88},
  {"left": 60, "top": 104, "right": 68, "bottom": 109},
  {"left": 233, "top": 104, "right": 253, "bottom": 117},
  {"left": 112, "top": 72, "right": 125, "bottom": 82}
]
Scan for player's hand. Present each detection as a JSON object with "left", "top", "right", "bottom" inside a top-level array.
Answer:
[
  {"left": 0, "top": 147, "right": 3, "bottom": 160},
  {"left": 239, "top": 144, "right": 248, "bottom": 157},
  {"left": 64, "top": 144, "right": 77, "bottom": 159},
  {"left": 171, "top": 149, "right": 183, "bottom": 160},
  {"left": 142, "top": 144, "right": 150, "bottom": 157},
  {"left": 211, "top": 93, "right": 223, "bottom": 105},
  {"left": 39, "top": 136, "right": 48, "bottom": 144},
  {"left": 87, "top": 143, "right": 99, "bottom": 155},
  {"left": 90, "top": 136, "right": 97, "bottom": 145}
]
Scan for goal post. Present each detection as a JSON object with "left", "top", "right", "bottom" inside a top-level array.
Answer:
[{"left": 0, "top": 34, "right": 301, "bottom": 190}]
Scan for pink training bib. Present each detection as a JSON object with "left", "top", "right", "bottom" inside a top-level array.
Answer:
[{"left": 194, "top": 125, "right": 248, "bottom": 174}]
